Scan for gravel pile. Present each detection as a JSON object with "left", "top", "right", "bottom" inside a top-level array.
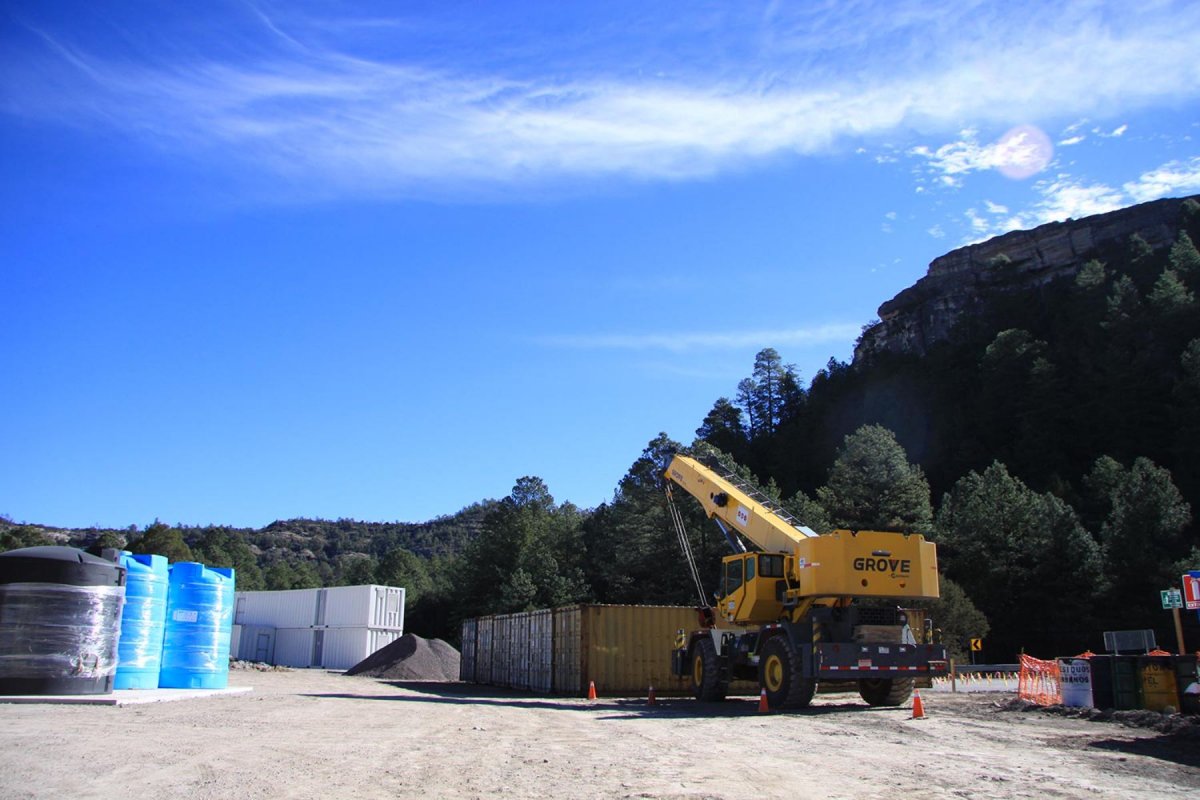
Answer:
[{"left": 345, "top": 633, "right": 460, "bottom": 681}]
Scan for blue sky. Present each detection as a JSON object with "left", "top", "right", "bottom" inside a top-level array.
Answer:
[{"left": 3, "top": 1, "right": 1199, "bottom": 529}]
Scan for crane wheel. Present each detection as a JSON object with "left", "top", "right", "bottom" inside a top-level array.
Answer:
[
  {"left": 858, "top": 678, "right": 914, "bottom": 706},
  {"left": 689, "top": 637, "right": 727, "bottom": 702},
  {"left": 759, "top": 636, "right": 816, "bottom": 709}
]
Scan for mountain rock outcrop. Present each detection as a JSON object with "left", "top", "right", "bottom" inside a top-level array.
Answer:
[{"left": 854, "top": 194, "right": 1199, "bottom": 361}]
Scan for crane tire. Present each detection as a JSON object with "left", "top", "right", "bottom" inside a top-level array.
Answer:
[
  {"left": 689, "top": 637, "right": 727, "bottom": 702},
  {"left": 759, "top": 635, "right": 816, "bottom": 709},
  {"left": 858, "top": 677, "right": 914, "bottom": 706}
]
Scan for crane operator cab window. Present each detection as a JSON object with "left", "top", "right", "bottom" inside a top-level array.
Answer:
[
  {"left": 758, "top": 554, "right": 785, "bottom": 579},
  {"left": 723, "top": 558, "right": 744, "bottom": 597}
]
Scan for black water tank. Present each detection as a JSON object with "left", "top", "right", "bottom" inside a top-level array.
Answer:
[{"left": 0, "top": 546, "right": 126, "bottom": 695}]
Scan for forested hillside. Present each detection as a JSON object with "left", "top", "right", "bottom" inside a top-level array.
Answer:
[{"left": 4, "top": 196, "right": 1198, "bottom": 661}]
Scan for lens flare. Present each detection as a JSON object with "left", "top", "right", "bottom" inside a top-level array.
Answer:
[{"left": 994, "top": 125, "right": 1053, "bottom": 180}]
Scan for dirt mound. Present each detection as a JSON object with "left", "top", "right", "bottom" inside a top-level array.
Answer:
[
  {"left": 996, "top": 697, "right": 1200, "bottom": 737},
  {"left": 345, "top": 633, "right": 460, "bottom": 681}
]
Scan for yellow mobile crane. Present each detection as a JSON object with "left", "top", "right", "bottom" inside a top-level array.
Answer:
[{"left": 665, "top": 454, "right": 948, "bottom": 708}]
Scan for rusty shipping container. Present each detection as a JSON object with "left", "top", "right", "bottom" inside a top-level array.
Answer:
[
  {"left": 528, "top": 609, "right": 553, "bottom": 693},
  {"left": 475, "top": 616, "right": 494, "bottom": 684},
  {"left": 459, "top": 618, "right": 477, "bottom": 682},
  {"left": 465, "top": 604, "right": 757, "bottom": 697},
  {"left": 492, "top": 614, "right": 512, "bottom": 687}
]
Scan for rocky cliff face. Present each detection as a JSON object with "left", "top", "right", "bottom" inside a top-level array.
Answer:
[{"left": 854, "top": 194, "right": 1199, "bottom": 361}]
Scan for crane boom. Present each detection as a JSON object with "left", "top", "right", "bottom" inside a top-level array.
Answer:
[{"left": 666, "top": 454, "right": 817, "bottom": 553}]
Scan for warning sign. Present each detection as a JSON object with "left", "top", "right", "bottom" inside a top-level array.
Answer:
[
  {"left": 970, "top": 637, "right": 983, "bottom": 652},
  {"left": 1183, "top": 572, "right": 1200, "bottom": 611}
]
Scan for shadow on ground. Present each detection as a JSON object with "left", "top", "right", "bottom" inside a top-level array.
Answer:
[
  {"left": 1089, "top": 734, "right": 1200, "bottom": 769},
  {"left": 300, "top": 680, "right": 903, "bottom": 720}
]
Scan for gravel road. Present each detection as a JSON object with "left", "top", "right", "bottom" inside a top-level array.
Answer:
[{"left": 1, "top": 669, "right": 1195, "bottom": 799}]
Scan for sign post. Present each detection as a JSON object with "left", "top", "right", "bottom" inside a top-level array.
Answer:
[{"left": 1163, "top": 587, "right": 1186, "bottom": 654}]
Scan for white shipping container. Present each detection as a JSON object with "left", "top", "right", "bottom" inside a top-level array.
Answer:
[
  {"left": 235, "top": 588, "right": 321, "bottom": 629},
  {"left": 321, "top": 627, "right": 403, "bottom": 670},
  {"left": 235, "top": 585, "right": 405, "bottom": 631},
  {"left": 253, "top": 626, "right": 400, "bottom": 669},
  {"left": 321, "top": 585, "right": 405, "bottom": 630},
  {"left": 273, "top": 628, "right": 317, "bottom": 668},
  {"left": 229, "top": 624, "right": 242, "bottom": 659},
  {"left": 237, "top": 625, "right": 278, "bottom": 663}
]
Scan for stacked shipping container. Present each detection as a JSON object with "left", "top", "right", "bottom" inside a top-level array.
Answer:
[
  {"left": 232, "top": 585, "right": 405, "bottom": 670},
  {"left": 461, "top": 604, "right": 757, "bottom": 697}
]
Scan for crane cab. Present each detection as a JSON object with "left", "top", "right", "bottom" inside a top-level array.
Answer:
[{"left": 715, "top": 551, "right": 789, "bottom": 625}]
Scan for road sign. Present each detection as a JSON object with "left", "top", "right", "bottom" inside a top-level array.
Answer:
[
  {"left": 970, "top": 637, "right": 983, "bottom": 652},
  {"left": 1184, "top": 573, "right": 1200, "bottom": 611},
  {"left": 1161, "top": 589, "right": 1183, "bottom": 610}
]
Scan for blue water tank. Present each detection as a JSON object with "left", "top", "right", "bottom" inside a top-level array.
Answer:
[
  {"left": 158, "top": 562, "right": 235, "bottom": 689},
  {"left": 113, "top": 552, "right": 169, "bottom": 690}
]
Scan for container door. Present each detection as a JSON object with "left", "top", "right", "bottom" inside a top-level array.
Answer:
[
  {"left": 254, "top": 632, "right": 272, "bottom": 663},
  {"left": 312, "top": 630, "right": 325, "bottom": 668}
]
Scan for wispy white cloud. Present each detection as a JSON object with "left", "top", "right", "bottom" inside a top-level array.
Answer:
[
  {"left": 534, "top": 324, "right": 862, "bottom": 352},
  {"left": 958, "top": 156, "right": 1200, "bottom": 243},
  {"left": 909, "top": 125, "right": 1055, "bottom": 184},
  {"left": 2, "top": 3, "right": 1198, "bottom": 197},
  {"left": 1058, "top": 135, "right": 1085, "bottom": 146},
  {"left": 1123, "top": 157, "right": 1200, "bottom": 202}
]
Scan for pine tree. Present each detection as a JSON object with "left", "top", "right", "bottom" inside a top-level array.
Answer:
[
  {"left": 935, "top": 462, "right": 1102, "bottom": 657},
  {"left": 1148, "top": 268, "right": 1195, "bottom": 312},
  {"left": 816, "top": 424, "right": 933, "bottom": 531},
  {"left": 1168, "top": 230, "right": 1200, "bottom": 280}
]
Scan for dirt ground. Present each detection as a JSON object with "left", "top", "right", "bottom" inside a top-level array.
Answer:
[{"left": 1, "top": 670, "right": 1196, "bottom": 800}]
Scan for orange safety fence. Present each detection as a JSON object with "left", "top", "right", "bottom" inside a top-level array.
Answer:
[{"left": 1018, "top": 654, "right": 1062, "bottom": 706}]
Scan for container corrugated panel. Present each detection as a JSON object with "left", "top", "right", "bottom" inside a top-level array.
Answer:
[
  {"left": 474, "top": 616, "right": 494, "bottom": 684},
  {"left": 492, "top": 614, "right": 512, "bottom": 687},
  {"left": 235, "top": 589, "right": 320, "bottom": 629},
  {"left": 553, "top": 606, "right": 581, "bottom": 694},
  {"left": 460, "top": 619, "right": 477, "bottom": 682},
  {"left": 576, "top": 605, "right": 696, "bottom": 697},
  {"left": 320, "top": 627, "right": 403, "bottom": 670},
  {"left": 229, "top": 624, "right": 242, "bottom": 658},
  {"left": 322, "top": 585, "right": 406, "bottom": 630},
  {"left": 509, "top": 612, "right": 531, "bottom": 690},
  {"left": 273, "top": 628, "right": 316, "bottom": 668},
  {"left": 529, "top": 609, "right": 553, "bottom": 693}
]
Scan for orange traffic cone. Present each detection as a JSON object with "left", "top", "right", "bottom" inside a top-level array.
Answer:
[
  {"left": 647, "top": 684, "right": 657, "bottom": 706},
  {"left": 911, "top": 689, "right": 926, "bottom": 719},
  {"left": 758, "top": 689, "right": 770, "bottom": 713},
  {"left": 587, "top": 680, "right": 597, "bottom": 701}
]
